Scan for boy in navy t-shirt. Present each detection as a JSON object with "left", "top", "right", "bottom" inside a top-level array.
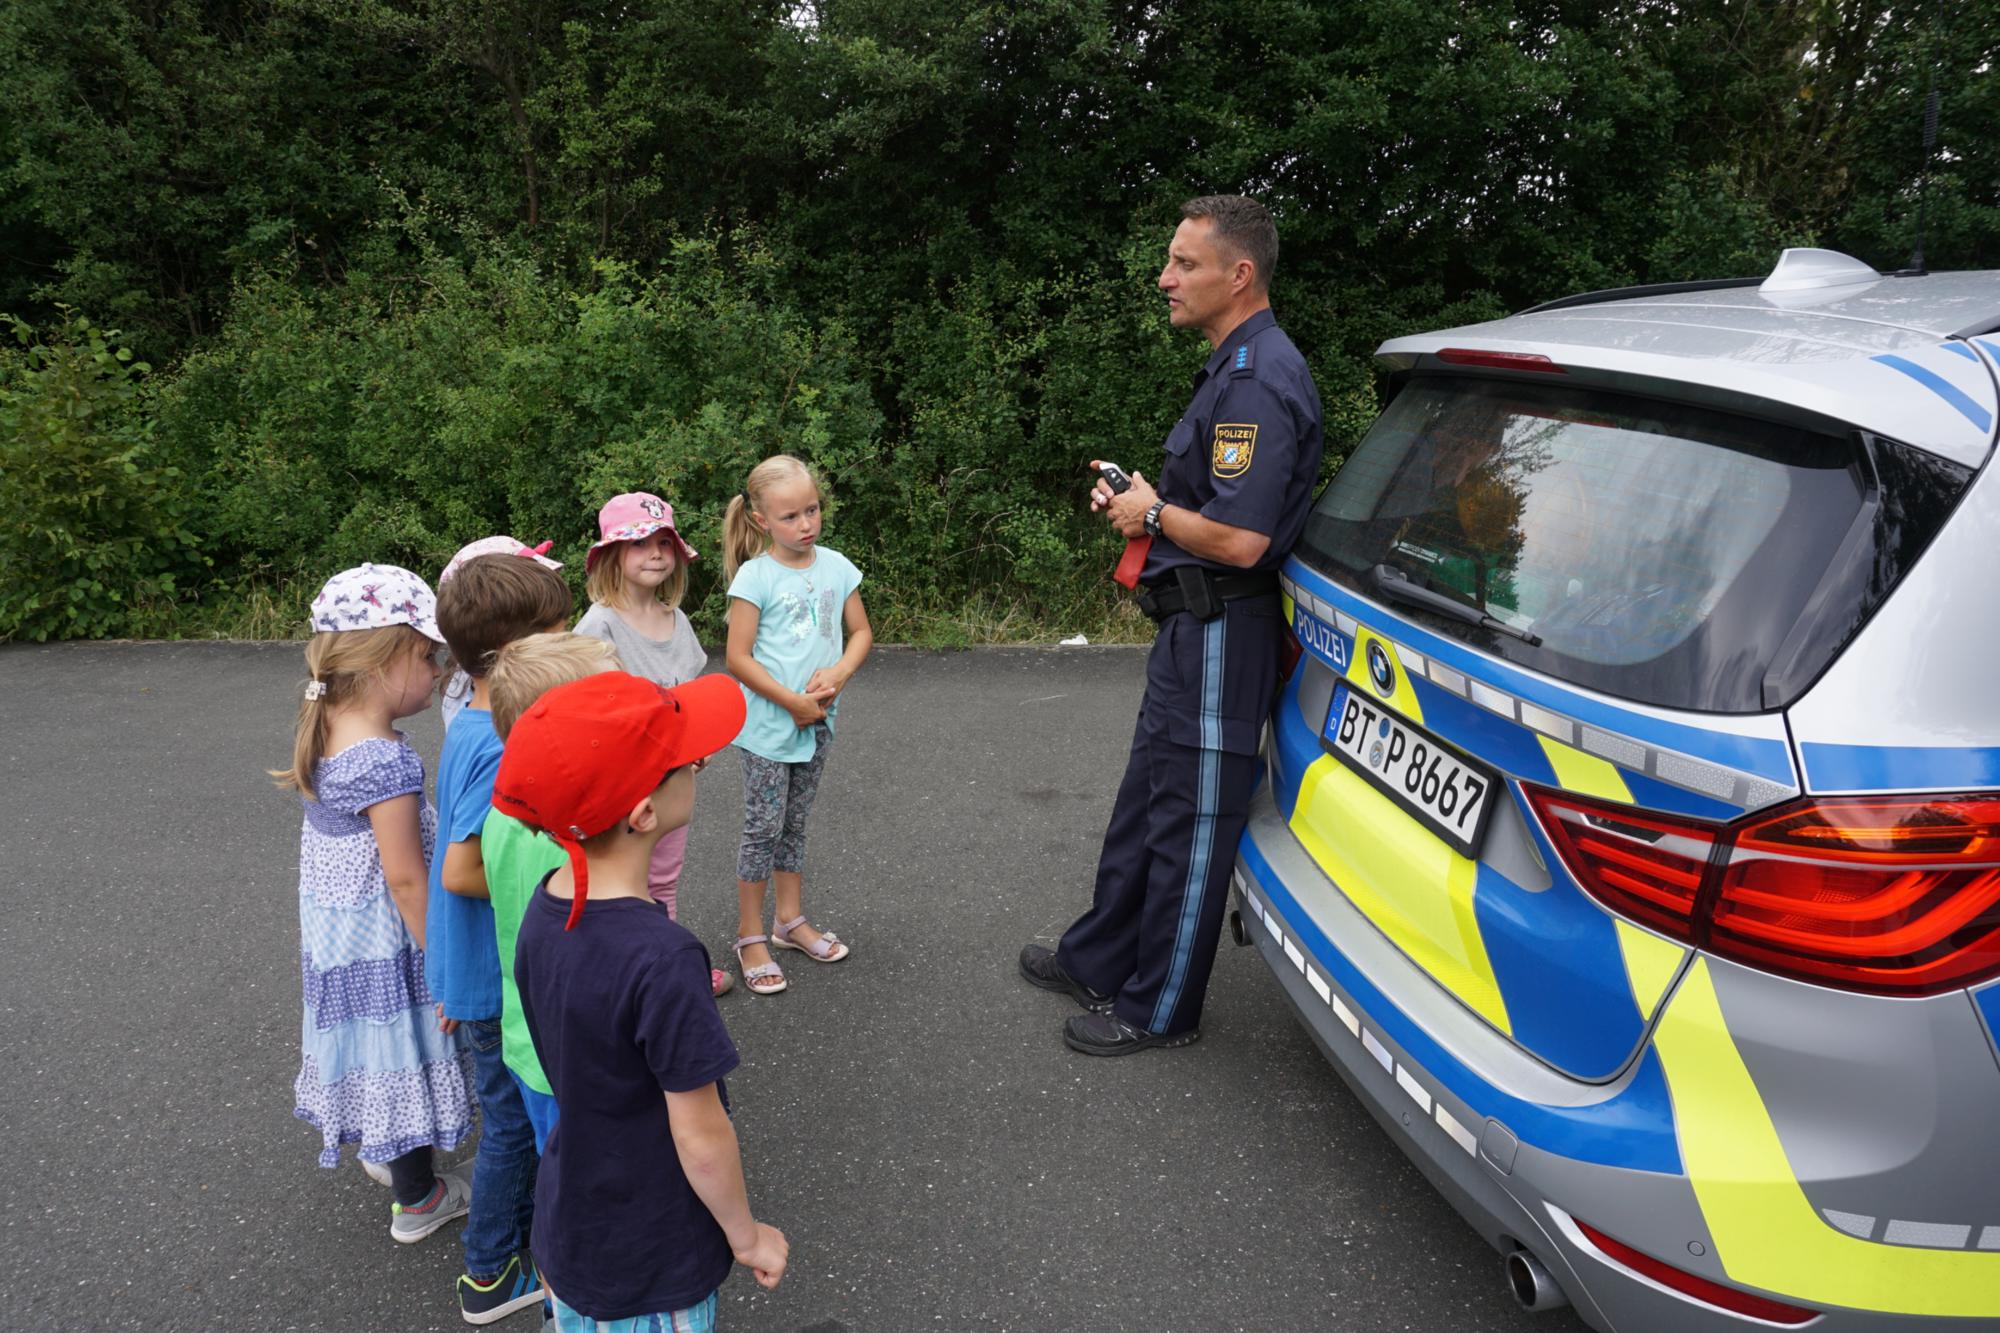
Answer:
[{"left": 495, "top": 671, "right": 786, "bottom": 1327}]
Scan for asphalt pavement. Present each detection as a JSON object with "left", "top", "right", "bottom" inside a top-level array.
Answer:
[{"left": 0, "top": 642, "right": 1591, "bottom": 1333}]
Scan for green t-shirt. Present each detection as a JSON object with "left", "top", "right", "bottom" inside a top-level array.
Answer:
[{"left": 482, "top": 808, "right": 568, "bottom": 1094}]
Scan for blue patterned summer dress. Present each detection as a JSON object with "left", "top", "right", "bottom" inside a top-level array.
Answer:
[{"left": 292, "top": 736, "right": 476, "bottom": 1167}]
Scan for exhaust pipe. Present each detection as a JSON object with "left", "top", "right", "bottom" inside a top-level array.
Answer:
[
  {"left": 1505, "top": 1249, "right": 1569, "bottom": 1312},
  {"left": 1228, "top": 909, "right": 1249, "bottom": 946}
]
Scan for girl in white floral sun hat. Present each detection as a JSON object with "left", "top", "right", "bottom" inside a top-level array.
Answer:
[{"left": 272, "top": 564, "right": 479, "bottom": 1240}]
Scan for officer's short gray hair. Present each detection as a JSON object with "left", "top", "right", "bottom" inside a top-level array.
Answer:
[{"left": 1180, "top": 195, "right": 1278, "bottom": 293}]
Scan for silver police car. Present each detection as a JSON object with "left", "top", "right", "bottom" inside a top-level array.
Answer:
[{"left": 1234, "top": 249, "right": 2000, "bottom": 1330}]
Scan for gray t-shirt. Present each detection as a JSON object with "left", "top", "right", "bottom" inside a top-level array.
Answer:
[{"left": 574, "top": 603, "right": 709, "bottom": 688}]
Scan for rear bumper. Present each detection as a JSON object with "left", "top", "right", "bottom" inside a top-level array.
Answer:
[{"left": 1234, "top": 782, "right": 1998, "bottom": 1332}]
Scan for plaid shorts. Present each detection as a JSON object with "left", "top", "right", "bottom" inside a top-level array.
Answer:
[{"left": 549, "top": 1288, "right": 718, "bottom": 1333}]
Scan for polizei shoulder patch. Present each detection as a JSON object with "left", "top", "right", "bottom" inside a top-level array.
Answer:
[{"left": 1212, "top": 422, "right": 1257, "bottom": 477}]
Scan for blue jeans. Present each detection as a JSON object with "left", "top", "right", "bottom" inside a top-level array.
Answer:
[
  {"left": 513, "top": 1071, "right": 559, "bottom": 1156},
  {"left": 463, "top": 1018, "right": 539, "bottom": 1279}
]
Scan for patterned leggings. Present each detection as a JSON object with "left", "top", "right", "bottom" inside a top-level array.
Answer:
[{"left": 736, "top": 726, "right": 832, "bottom": 882}]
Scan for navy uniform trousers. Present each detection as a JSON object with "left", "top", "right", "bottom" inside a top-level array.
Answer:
[{"left": 1057, "top": 592, "right": 1283, "bottom": 1037}]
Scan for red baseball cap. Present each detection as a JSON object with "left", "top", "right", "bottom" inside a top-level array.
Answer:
[{"left": 493, "top": 671, "right": 745, "bottom": 929}]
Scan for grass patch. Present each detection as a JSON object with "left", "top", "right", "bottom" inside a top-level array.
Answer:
[
  {"left": 160, "top": 581, "right": 315, "bottom": 641},
  {"left": 871, "top": 586, "right": 1154, "bottom": 648}
]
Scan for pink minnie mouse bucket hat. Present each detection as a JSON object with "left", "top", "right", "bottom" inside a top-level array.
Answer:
[
  {"left": 309, "top": 564, "right": 446, "bottom": 643},
  {"left": 586, "top": 492, "right": 698, "bottom": 573},
  {"left": 440, "top": 534, "right": 563, "bottom": 585}
]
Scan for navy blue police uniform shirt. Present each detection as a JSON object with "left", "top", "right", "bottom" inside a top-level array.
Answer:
[
  {"left": 1138, "top": 308, "right": 1324, "bottom": 583},
  {"left": 515, "top": 876, "right": 739, "bottom": 1320}
]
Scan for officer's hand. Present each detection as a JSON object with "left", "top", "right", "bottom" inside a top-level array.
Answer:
[
  {"left": 1088, "top": 460, "right": 1136, "bottom": 512},
  {"left": 1103, "top": 470, "right": 1157, "bottom": 538},
  {"left": 1088, "top": 466, "right": 1116, "bottom": 513}
]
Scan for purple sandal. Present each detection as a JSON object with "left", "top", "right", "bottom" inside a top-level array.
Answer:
[
  {"left": 771, "top": 915, "right": 851, "bottom": 963},
  {"left": 734, "top": 934, "right": 788, "bottom": 995}
]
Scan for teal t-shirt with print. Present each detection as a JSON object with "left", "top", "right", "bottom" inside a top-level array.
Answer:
[
  {"left": 726, "top": 547, "right": 863, "bottom": 763},
  {"left": 483, "top": 808, "right": 568, "bottom": 1094}
]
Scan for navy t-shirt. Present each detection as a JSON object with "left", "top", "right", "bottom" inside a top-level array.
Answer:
[{"left": 515, "top": 878, "right": 740, "bottom": 1318}]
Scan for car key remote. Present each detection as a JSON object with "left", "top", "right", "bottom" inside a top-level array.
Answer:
[{"left": 1091, "top": 461, "right": 1133, "bottom": 494}]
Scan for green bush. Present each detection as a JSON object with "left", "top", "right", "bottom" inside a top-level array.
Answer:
[
  {"left": 150, "top": 227, "right": 883, "bottom": 640},
  {"left": 0, "top": 310, "right": 202, "bottom": 640}
]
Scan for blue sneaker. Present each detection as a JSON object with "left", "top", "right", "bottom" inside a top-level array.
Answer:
[{"left": 458, "top": 1251, "right": 545, "bottom": 1326}]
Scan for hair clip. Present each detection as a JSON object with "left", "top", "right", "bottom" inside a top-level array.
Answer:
[{"left": 304, "top": 680, "right": 327, "bottom": 701}]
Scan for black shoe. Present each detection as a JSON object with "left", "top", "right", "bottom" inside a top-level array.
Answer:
[
  {"left": 1019, "top": 943, "right": 1114, "bottom": 1014},
  {"left": 1063, "top": 1011, "right": 1200, "bottom": 1057}
]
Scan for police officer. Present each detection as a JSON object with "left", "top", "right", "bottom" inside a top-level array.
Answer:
[{"left": 1021, "top": 195, "right": 1323, "bottom": 1055}]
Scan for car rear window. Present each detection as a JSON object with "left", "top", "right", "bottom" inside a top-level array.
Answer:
[{"left": 1297, "top": 374, "right": 1970, "bottom": 712}]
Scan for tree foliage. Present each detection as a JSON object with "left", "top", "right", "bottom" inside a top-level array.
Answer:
[{"left": 1, "top": 0, "right": 1994, "bottom": 640}]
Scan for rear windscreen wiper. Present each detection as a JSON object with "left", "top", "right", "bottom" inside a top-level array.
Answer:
[{"left": 1369, "top": 564, "right": 1543, "bottom": 646}]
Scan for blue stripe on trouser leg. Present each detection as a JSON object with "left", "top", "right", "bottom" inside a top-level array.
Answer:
[
  {"left": 1120, "top": 731, "right": 1256, "bottom": 1036},
  {"left": 1151, "top": 617, "right": 1225, "bottom": 1031},
  {"left": 1057, "top": 601, "right": 1277, "bottom": 1036}
]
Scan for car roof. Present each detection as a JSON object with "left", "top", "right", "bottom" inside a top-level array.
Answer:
[{"left": 1376, "top": 258, "right": 2000, "bottom": 466}]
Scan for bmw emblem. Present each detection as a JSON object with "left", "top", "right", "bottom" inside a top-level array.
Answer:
[{"left": 1367, "top": 642, "right": 1396, "bottom": 697}]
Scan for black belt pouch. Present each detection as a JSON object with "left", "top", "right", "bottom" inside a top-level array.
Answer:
[{"left": 1174, "top": 565, "right": 1223, "bottom": 621}]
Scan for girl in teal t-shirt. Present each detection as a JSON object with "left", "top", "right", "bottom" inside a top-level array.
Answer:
[{"left": 721, "top": 454, "right": 873, "bottom": 996}]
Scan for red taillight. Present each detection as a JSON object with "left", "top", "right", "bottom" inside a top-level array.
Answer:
[
  {"left": 1573, "top": 1219, "right": 1817, "bottom": 1325},
  {"left": 1715, "top": 796, "right": 2000, "bottom": 994},
  {"left": 1435, "top": 347, "right": 1566, "bottom": 373},
  {"left": 1530, "top": 795, "right": 1717, "bottom": 940},
  {"left": 1526, "top": 787, "right": 2000, "bottom": 996}
]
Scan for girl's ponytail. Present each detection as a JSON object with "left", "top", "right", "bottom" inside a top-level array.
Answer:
[
  {"left": 273, "top": 657, "right": 333, "bottom": 800},
  {"left": 721, "top": 490, "right": 768, "bottom": 583},
  {"left": 269, "top": 625, "right": 430, "bottom": 799}
]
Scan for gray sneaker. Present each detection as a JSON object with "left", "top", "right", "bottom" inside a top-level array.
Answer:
[
  {"left": 358, "top": 1155, "right": 393, "bottom": 1188},
  {"left": 390, "top": 1166, "right": 472, "bottom": 1244}
]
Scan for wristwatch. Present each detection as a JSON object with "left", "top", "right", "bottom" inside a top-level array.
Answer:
[{"left": 1143, "top": 500, "right": 1168, "bottom": 538}]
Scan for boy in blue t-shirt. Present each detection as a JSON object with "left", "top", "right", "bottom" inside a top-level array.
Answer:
[
  {"left": 495, "top": 672, "right": 787, "bottom": 1328},
  {"left": 429, "top": 551, "right": 574, "bottom": 1324}
]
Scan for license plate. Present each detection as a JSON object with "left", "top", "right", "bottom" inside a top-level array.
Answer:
[{"left": 1321, "top": 683, "right": 1497, "bottom": 858}]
